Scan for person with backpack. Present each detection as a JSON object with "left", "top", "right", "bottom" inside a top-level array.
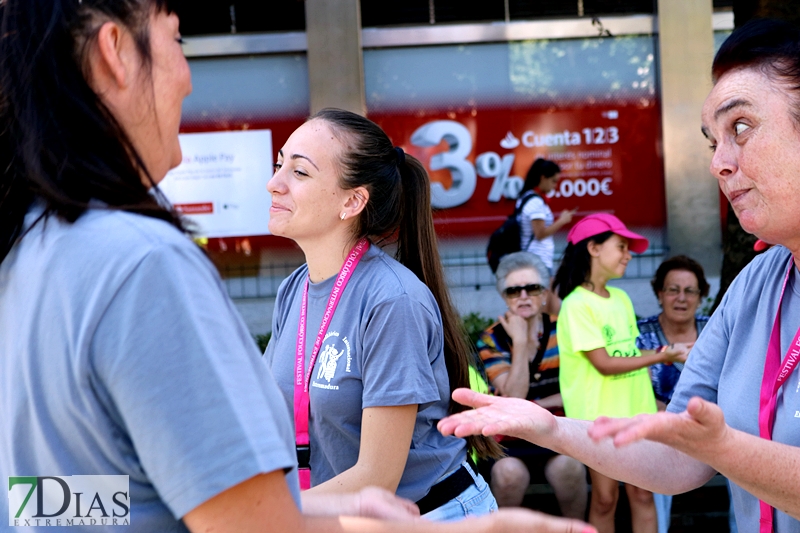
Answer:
[
  {"left": 485, "top": 159, "right": 572, "bottom": 276},
  {"left": 518, "top": 159, "right": 576, "bottom": 275}
]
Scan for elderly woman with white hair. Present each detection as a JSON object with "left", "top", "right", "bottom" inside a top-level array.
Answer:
[{"left": 476, "top": 251, "right": 588, "bottom": 519}]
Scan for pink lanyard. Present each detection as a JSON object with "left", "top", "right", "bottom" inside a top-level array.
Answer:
[
  {"left": 294, "top": 238, "right": 368, "bottom": 489},
  {"left": 757, "top": 259, "right": 800, "bottom": 533}
]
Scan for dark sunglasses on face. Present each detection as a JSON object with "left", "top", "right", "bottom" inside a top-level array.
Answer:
[{"left": 503, "top": 283, "right": 545, "bottom": 298}]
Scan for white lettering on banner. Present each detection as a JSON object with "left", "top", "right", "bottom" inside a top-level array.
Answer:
[
  {"left": 521, "top": 130, "right": 582, "bottom": 148},
  {"left": 475, "top": 152, "right": 523, "bottom": 202},
  {"left": 551, "top": 177, "right": 613, "bottom": 199},
  {"left": 411, "top": 120, "right": 619, "bottom": 206},
  {"left": 410, "top": 121, "right": 476, "bottom": 209}
]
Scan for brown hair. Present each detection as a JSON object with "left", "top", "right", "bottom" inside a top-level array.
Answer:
[{"left": 0, "top": 0, "right": 186, "bottom": 264}]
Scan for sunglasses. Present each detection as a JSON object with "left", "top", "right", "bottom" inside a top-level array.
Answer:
[{"left": 503, "top": 283, "right": 545, "bottom": 298}]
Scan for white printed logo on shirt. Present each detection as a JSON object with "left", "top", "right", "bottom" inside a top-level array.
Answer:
[
  {"left": 311, "top": 331, "right": 352, "bottom": 391},
  {"left": 317, "top": 344, "right": 343, "bottom": 383}
]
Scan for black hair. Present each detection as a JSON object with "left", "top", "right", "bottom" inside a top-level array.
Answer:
[
  {"left": 521, "top": 158, "right": 560, "bottom": 195},
  {"left": 713, "top": 18, "right": 800, "bottom": 122},
  {"left": 0, "top": 0, "right": 186, "bottom": 265},
  {"left": 552, "top": 231, "right": 614, "bottom": 299},
  {"left": 311, "top": 108, "right": 502, "bottom": 460},
  {"left": 651, "top": 255, "right": 710, "bottom": 299}
]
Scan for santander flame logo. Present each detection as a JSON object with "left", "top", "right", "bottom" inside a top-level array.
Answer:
[{"left": 499, "top": 131, "right": 520, "bottom": 149}]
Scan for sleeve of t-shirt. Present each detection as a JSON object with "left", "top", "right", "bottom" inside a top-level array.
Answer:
[
  {"left": 667, "top": 287, "right": 731, "bottom": 414},
  {"left": 521, "top": 196, "right": 548, "bottom": 221},
  {"left": 90, "top": 243, "right": 297, "bottom": 519},
  {"left": 359, "top": 295, "right": 442, "bottom": 408},
  {"left": 561, "top": 296, "right": 607, "bottom": 353},
  {"left": 264, "top": 270, "right": 301, "bottom": 364}
]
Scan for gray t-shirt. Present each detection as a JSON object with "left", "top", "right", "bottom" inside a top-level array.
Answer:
[
  {"left": 669, "top": 245, "right": 800, "bottom": 533},
  {"left": 266, "top": 244, "right": 466, "bottom": 502},
  {"left": 0, "top": 208, "right": 300, "bottom": 532}
]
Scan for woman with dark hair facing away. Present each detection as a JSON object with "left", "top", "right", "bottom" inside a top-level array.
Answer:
[
  {"left": 477, "top": 251, "right": 587, "bottom": 518},
  {"left": 265, "top": 108, "right": 511, "bottom": 521},
  {"left": 518, "top": 158, "right": 577, "bottom": 274},
  {"left": 0, "top": 2, "right": 595, "bottom": 533},
  {"left": 439, "top": 18, "right": 800, "bottom": 533},
  {"left": 635, "top": 256, "right": 711, "bottom": 533}
]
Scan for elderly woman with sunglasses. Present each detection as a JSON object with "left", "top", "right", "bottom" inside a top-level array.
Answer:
[{"left": 476, "top": 252, "right": 588, "bottom": 519}]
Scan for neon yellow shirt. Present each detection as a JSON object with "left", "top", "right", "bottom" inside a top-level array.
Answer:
[{"left": 558, "top": 286, "right": 656, "bottom": 420}]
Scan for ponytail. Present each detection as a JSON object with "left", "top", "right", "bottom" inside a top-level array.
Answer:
[
  {"left": 312, "top": 108, "right": 503, "bottom": 459},
  {"left": 398, "top": 157, "right": 504, "bottom": 460}
]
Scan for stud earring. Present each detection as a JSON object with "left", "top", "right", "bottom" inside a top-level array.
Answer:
[{"left": 340, "top": 212, "right": 346, "bottom": 221}]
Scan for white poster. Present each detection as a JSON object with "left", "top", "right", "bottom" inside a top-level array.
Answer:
[{"left": 160, "top": 129, "right": 273, "bottom": 238}]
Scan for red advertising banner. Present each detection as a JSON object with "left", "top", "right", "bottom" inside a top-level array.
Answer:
[
  {"left": 183, "top": 102, "right": 665, "bottom": 255},
  {"left": 372, "top": 102, "right": 665, "bottom": 238}
]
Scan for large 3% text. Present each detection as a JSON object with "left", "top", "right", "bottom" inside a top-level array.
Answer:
[{"left": 411, "top": 120, "right": 614, "bottom": 209}]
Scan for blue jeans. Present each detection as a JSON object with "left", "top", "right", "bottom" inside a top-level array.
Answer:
[
  {"left": 422, "top": 461, "right": 498, "bottom": 522},
  {"left": 654, "top": 493, "right": 672, "bottom": 533}
]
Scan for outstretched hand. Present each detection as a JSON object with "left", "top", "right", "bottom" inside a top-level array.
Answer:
[
  {"left": 588, "top": 396, "right": 730, "bottom": 461},
  {"left": 437, "top": 388, "right": 558, "bottom": 443}
]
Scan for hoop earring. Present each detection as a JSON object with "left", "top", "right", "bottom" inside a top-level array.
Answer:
[{"left": 340, "top": 212, "right": 346, "bottom": 221}]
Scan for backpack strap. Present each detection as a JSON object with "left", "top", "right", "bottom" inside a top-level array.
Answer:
[
  {"left": 515, "top": 190, "right": 540, "bottom": 214},
  {"left": 516, "top": 191, "right": 541, "bottom": 249}
]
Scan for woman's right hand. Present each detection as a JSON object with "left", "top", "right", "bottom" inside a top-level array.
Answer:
[
  {"left": 557, "top": 209, "right": 577, "bottom": 226},
  {"left": 498, "top": 311, "right": 537, "bottom": 350},
  {"left": 438, "top": 388, "right": 557, "bottom": 443},
  {"left": 479, "top": 508, "right": 596, "bottom": 533}
]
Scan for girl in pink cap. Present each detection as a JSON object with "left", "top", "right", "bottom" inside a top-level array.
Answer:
[{"left": 552, "top": 213, "right": 690, "bottom": 533}]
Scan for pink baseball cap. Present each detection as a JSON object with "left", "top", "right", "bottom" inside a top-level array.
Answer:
[{"left": 566, "top": 213, "right": 649, "bottom": 253}]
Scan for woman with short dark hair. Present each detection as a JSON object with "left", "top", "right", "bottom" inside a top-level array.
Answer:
[
  {"left": 440, "top": 18, "right": 800, "bottom": 533},
  {"left": 636, "top": 255, "right": 710, "bottom": 532}
]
